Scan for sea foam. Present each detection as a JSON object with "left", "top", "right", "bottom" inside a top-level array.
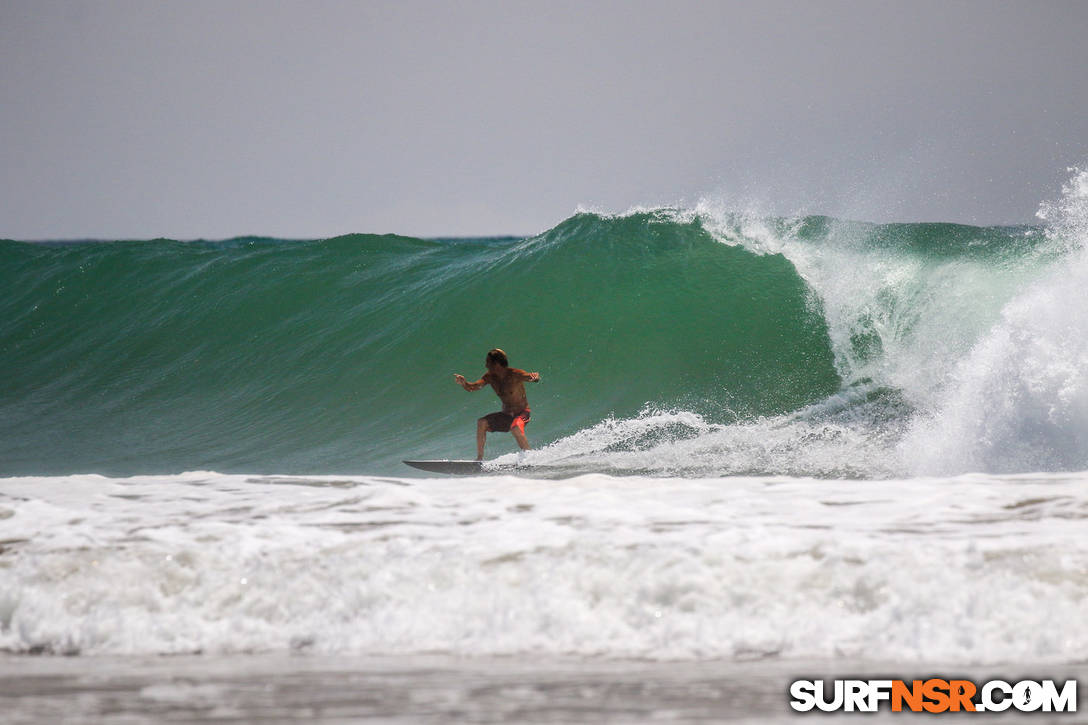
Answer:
[{"left": 2, "top": 472, "right": 1086, "bottom": 662}]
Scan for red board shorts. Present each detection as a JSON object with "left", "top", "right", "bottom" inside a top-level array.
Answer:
[{"left": 483, "top": 408, "right": 531, "bottom": 433}]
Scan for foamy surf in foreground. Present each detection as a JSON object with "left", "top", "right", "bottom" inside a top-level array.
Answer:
[{"left": 2, "top": 471, "right": 1085, "bottom": 663}]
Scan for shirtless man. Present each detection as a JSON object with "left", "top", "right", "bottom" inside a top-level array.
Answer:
[{"left": 454, "top": 348, "right": 541, "bottom": 460}]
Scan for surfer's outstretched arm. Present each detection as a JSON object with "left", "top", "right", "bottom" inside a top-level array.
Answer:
[
  {"left": 510, "top": 368, "right": 541, "bottom": 383},
  {"left": 454, "top": 373, "right": 488, "bottom": 391}
]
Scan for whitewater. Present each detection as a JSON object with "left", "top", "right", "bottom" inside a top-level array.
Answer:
[
  {"left": 2, "top": 169, "right": 1087, "bottom": 694},
  {"left": 2, "top": 470, "right": 1086, "bottom": 664}
]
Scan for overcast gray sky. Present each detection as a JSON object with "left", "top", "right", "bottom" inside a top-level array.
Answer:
[{"left": 3, "top": 0, "right": 1088, "bottom": 239}]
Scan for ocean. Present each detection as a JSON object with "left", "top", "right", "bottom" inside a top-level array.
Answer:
[{"left": 2, "top": 170, "right": 1087, "bottom": 722}]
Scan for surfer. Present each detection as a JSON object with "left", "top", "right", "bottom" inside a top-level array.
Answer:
[{"left": 454, "top": 348, "right": 541, "bottom": 460}]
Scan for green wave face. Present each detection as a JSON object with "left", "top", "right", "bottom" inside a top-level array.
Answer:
[
  {"left": 1, "top": 207, "right": 1079, "bottom": 476},
  {"left": 0, "top": 215, "right": 838, "bottom": 474}
]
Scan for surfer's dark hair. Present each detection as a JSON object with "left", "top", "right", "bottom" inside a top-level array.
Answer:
[{"left": 486, "top": 348, "right": 508, "bottom": 367}]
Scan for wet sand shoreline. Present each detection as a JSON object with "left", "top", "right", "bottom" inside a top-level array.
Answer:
[{"left": 1, "top": 654, "right": 1083, "bottom": 724}]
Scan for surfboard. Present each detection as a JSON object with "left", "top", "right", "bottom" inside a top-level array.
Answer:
[{"left": 403, "top": 459, "right": 485, "bottom": 474}]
